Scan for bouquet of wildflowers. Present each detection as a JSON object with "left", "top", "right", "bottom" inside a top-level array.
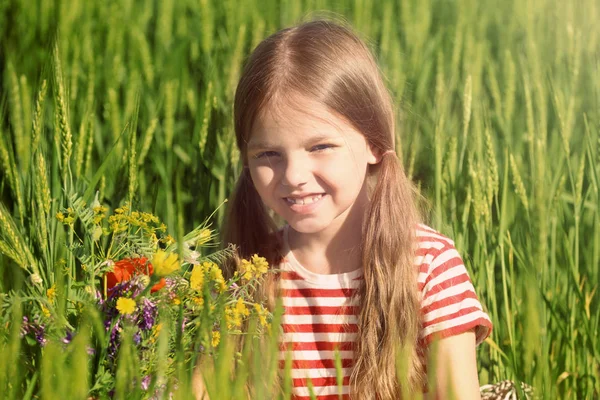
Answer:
[{"left": 5, "top": 193, "right": 273, "bottom": 398}]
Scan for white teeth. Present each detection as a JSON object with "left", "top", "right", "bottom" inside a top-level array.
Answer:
[{"left": 285, "top": 194, "right": 323, "bottom": 205}]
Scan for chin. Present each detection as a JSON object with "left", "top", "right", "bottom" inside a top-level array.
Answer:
[{"left": 285, "top": 218, "right": 331, "bottom": 234}]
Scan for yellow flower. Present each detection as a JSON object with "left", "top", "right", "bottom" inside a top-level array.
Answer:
[
  {"left": 211, "top": 331, "right": 221, "bottom": 347},
  {"left": 193, "top": 296, "right": 204, "bottom": 308},
  {"left": 162, "top": 235, "right": 175, "bottom": 246},
  {"left": 41, "top": 305, "right": 50, "bottom": 317},
  {"left": 239, "top": 258, "right": 254, "bottom": 282},
  {"left": 197, "top": 228, "right": 212, "bottom": 245},
  {"left": 190, "top": 264, "right": 205, "bottom": 291},
  {"left": 46, "top": 285, "right": 57, "bottom": 303},
  {"left": 116, "top": 297, "right": 136, "bottom": 315},
  {"left": 208, "top": 263, "right": 227, "bottom": 292},
  {"left": 150, "top": 323, "right": 162, "bottom": 343},
  {"left": 55, "top": 212, "right": 65, "bottom": 222},
  {"left": 152, "top": 250, "right": 180, "bottom": 276},
  {"left": 251, "top": 254, "right": 269, "bottom": 275},
  {"left": 224, "top": 297, "right": 248, "bottom": 330},
  {"left": 254, "top": 303, "right": 269, "bottom": 327},
  {"left": 172, "top": 296, "right": 181, "bottom": 305},
  {"left": 238, "top": 254, "right": 269, "bottom": 283},
  {"left": 235, "top": 297, "right": 250, "bottom": 317}
]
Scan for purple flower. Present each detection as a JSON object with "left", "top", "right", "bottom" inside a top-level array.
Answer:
[
  {"left": 62, "top": 331, "right": 73, "bottom": 344},
  {"left": 139, "top": 298, "right": 157, "bottom": 331},
  {"left": 141, "top": 375, "right": 151, "bottom": 391}
]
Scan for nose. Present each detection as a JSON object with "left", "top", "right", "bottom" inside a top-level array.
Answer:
[{"left": 280, "top": 154, "right": 310, "bottom": 187}]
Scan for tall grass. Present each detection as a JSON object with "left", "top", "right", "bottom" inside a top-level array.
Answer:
[{"left": 0, "top": 0, "right": 598, "bottom": 398}]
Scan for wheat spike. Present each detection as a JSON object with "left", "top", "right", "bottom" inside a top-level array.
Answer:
[
  {"left": 199, "top": 81, "right": 213, "bottom": 154},
  {"left": 20, "top": 75, "right": 32, "bottom": 156},
  {"left": 84, "top": 117, "right": 95, "bottom": 177},
  {"left": 226, "top": 24, "right": 247, "bottom": 99},
  {"left": 0, "top": 239, "right": 25, "bottom": 267},
  {"left": 53, "top": 42, "right": 73, "bottom": 186},
  {"left": 31, "top": 80, "right": 48, "bottom": 152},
  {"left": 503, "top": 50, "right": 516, "bottom": 128},
  {"left": 35, "top": 193, "right": 48, "bottom": 252},
  {"left": 0, "top": 128, "right": 14, "bottom": 192},
  {"left": 485, "top": 127, "right": 499, "bottom": 200},
  {"left": 138, "top": 118, "right": 157, "bottom": 166},
  {"left": 74, "top": 112, "right": 88, "bottom": 179},
  {"left": 107, "top": 87, "right": 121, "bottom": 142},
  {"left": 164, "top": 80, "right": 176, "bottom": 149},
  {"left": 36, "top": 152, "right": 51, "bottom": 215},
  {"left": 134, "top": 30, "right": 154, "bottom": 86},
  {"left": 463, "top": 75, "right": 472, "bottom": 138},
  {"left": 0, "top": 204, "right": 28, "bottom": 269},
  {"left": 509, "top": 154, "right": 529, "bottom": 211},
  {"left": 7, "top": 62, "right": 25, "bottom": 166}
]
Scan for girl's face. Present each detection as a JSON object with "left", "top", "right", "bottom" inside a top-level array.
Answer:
[{"left": 247, "top": 96, "right": 379, "bottom": 236}]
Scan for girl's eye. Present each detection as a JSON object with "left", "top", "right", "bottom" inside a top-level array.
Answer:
[
  {"left": 311, "top": 144, "right": 333, "bottom": 152},
  {"left": 254, "top": 151, "right": 279, "bottom": 159}
]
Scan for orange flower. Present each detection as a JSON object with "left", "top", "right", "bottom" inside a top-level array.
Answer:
[{"left": 106, "top": 257, "right": 165, "bottom": 293}]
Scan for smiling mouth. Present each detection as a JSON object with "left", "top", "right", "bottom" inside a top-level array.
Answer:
[{"left": 284, "top": 194, "right": 325, "bottom": 205}]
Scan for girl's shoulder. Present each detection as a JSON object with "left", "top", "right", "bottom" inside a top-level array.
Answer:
[{"left": 414, "top": 223, "right": 458, "bottom": 252}]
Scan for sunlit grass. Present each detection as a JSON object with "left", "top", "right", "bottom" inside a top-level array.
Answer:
[{"left": 0, "top": 0, "right": 598, "bottom": 398}]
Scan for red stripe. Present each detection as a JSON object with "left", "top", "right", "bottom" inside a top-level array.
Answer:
[
  {"left": 416, "top": 234, "right": 453, "bottom": 247},
  {"left": 421, "top": 317, "right": 493, "bottom": 345},
  {"left": 293, "top": 375, "right": 351, "bottom": 388},
  {"left": 282, "top": 323, "right": 358, "bottom": 333},
  {"left": 423, "top": 273, "right": 470, "bottom": 299},
  {"left": 284, "top": 305, "right": 359, "bottom": 315},
  {"left": 423, "top": 306, "right": 483, "bottom": 328},
  {"left": 421, "top": 290, "right": 478, "bottom": 315},
  {"left": 281, "top": 271, "right": 304, "bottom": 280},
  {"left": 417, "top": 224, "right": 440, "bottom": 235},
  {"left": 281, "top": 288, "right": 357, "bottom": 298},
  {"left": 280, "top": 341, "right": 355, "bottom": 352},
  {"left": 292, "top": 395, "right": 350, "bottom": 400},
  {"left": 422, "top": 252, "right": 463, "bottom": 287},
  {"left": 280, "top": 358, "right": 354, "bottom": 369}
]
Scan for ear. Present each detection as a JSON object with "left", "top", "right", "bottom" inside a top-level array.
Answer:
[{"left": 366, "top": 144, "right": 382, "bottom": 165}]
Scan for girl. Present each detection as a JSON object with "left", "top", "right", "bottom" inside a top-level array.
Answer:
[{"left": 222, "top": 19, "right": 492, "bottom": 400}]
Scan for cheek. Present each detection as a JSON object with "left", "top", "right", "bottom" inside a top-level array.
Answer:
[{"left": 250, "top": 166, "right": 276, "bottom": 195}]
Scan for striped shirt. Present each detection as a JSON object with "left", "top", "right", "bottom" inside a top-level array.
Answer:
[{"left": 278, "top": 224, "right": 492, "bottom": 400}]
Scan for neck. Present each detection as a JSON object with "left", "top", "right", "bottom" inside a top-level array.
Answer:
[{"left": 287, "top": 185, "right": 369, "bottom": 274}]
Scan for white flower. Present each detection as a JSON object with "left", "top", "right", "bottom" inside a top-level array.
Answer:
[
  {"left": 90, "top": 191, "right": 101, "bottom": 209},
  {"left": 29, "top": 273, "right": 43, "bottom": 286}
]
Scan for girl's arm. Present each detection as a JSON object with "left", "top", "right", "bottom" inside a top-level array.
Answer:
[
  {"left": 427, "top": 328, "right": 482, "bottom": 400},
  {"left": 192, "top": 362, "right": 211, "bottom": 400}
]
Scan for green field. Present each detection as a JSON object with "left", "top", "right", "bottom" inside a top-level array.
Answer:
[{"left": 0, "top": 0, "right": 598, "bottom": 398}]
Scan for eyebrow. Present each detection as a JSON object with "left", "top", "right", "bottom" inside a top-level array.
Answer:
[{"left": 247, "top": 134, "right": 339, "bottom": 151}]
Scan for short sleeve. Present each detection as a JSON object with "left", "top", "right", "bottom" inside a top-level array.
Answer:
[{"left": 418, "top": 238, "right": 492, "bottom": 346}]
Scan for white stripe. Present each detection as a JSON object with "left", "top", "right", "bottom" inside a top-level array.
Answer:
[
  {"left": 422, "top": 263, "right": 467, "bottom": 296},
  {"left": 282, "top": 296, "right": 357, "bottom": 308},
  {"left": 414, "top": 240, "right": 447, "bottom": 252},
  {"left": 293, "top": 383, "right": 350, "bottom": 397},
  {"left": 420, "top": 281, "right": 476, "bottom": 308},
  {"left": 414, "top": 253, "right": 435, "bottom": 273},
  {"left": 282, "top": 314, "right": 357, "bottom": 325},
  {"left": 279, "top": 349, "right": 354, "bottom": 360},
  {"left": 289, "top": 367, "right": 352, "bottom": 379},
  {"left": 416, "top": 227, "right": 454, "bottom": 245},
  {"left": 422, "top": 297, "right": 483, "bottom": 322},
  {"left": 420, "top": 311, "right": 487, "bottom": 339},
  {"left": 281, "top": 332, "right": 358, "bottom": 343},
  {"left": 279, "top": 279, "right": 360, "bottom": 290}
]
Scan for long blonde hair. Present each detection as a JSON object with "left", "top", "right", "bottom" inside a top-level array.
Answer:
[{"left": 222, "top": 19, "right": 425, "bottom": 398}]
